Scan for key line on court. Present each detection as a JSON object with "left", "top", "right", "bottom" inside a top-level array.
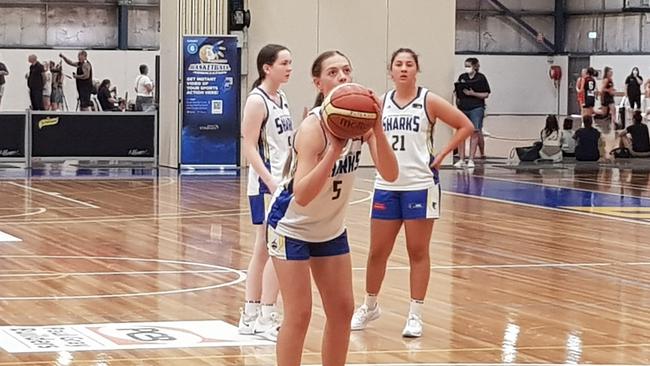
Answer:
[{"left": 5, "top": 182, "right": 100, "bottom": 209}]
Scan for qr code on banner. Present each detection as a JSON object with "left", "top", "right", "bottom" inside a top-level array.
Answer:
[{"left": 211, "top": 100, "right": 223, "bottom": 115}]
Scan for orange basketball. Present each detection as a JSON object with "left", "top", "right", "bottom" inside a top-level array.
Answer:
[{"left": 321, "top": 83, "right": 378, "bottom": 140}]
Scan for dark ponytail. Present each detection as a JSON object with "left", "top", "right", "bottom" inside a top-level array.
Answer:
[
  {"left": 252, "top": 77, "right": 263, "bottom": 89},
  {"left": 251, "top": 44, "right": 290, "bottom": 91},
  {"left": 310, "top": 50, "right": 350, "bottom": 108},
  {"left": 313, "top": 92, "right": 324, "bottom": 108}
]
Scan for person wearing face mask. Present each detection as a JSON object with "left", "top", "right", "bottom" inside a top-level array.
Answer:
[
  {"left": 454, "top": 57, "right": 491, "bottom": 168},
  {"left": 625, "top": 67, "right": 643, "bottom": 111}
]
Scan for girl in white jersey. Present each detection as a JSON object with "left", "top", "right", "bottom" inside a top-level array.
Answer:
[
  {"left": 351, "top": 48, "right": 473, "bottom": 337},
  {"left": 238, "top": 44, "right": 293, "bottom": 341},
  {"left": 266, "top": 50, "right": 397, "bottom": 366}
]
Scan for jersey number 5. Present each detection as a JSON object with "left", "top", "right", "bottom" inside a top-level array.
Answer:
[{"left": 332, "top": 180, "right": 342, "bottom": 200}]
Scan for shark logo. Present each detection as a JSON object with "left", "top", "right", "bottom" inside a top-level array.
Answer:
[
  {"left": 38, "top": 117, "right": 60, "bottom": 129},
  {"left": 270, "top": 239, "right": 278, "bottom": 251}
]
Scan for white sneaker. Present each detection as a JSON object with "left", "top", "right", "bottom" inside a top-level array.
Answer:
[
  {"left": 453, "top": 160, "right": 466, "bottom": 169},
  {"left": 351, "top": 304, "right": 381, "bottom": 330},
  {"left": 402, "top": 313, "right": 423, "bottom": 338},
  {"left": 466, "top": 160, "right": 475, "bottom": 168},
  {"left": 258, "top": 325, "right": 279, "bottom": 342},
  {"left": 238, "top": 308, "right": 258, "bottom": 335},
  {"left": 254, "top": 312, "right": 280, "bottom": 334}
]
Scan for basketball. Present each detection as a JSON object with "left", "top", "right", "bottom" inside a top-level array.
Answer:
[{"left": 321, "top": 83, "right": 378, "bottom": 139}]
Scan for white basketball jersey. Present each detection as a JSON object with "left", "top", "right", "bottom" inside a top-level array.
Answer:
[
  {"left": 375, "top": 87, "right": 436, "bottom": 191},
  {"left": 247, "top": 87, "right": 293, "bottom": 196},
  {"left": 267, "top": 107, "right": 363, "bottom": 242}
]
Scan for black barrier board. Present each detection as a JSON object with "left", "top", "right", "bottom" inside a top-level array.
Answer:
[
  {"left": 32, "top": 113, "right": 155, "bottom": 158},
  {"left": 0, "top": 114, "right": 26, "bottom": 158}
]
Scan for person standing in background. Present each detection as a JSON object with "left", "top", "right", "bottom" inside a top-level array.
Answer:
[
  {"left": 49, "top": 61, "right": 64, "bottom": 111},
  {"left": 42, "top": 62, "right": 52, "bottom": 111},
  {"left": 27, "top": 55, "right": 45, "bottom": 111},
  {"left": 60, "top": 50, "right": 93, "bottom": 111},
  {"left": 0, "top": 56, "right": 8, "bottom": 109},
  {"left": 600, "top": 66, "right": 617, "bottom": 126},
  {"left": 454, "top": 57, "right": 490, "bottom": 169},
  {"left": 625, "top": 67, "right": 642, "bottom": 111},
  {"left": 576, "top": 68, "right": 586, "bottom": 113},
  {"left": 134, "top": 64, "right": 154, "bottom": 111}
]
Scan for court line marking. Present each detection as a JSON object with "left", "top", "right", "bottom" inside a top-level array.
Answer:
[
  {"left": 0, "top": 230, "right": 21, "bottom": 242},
  {"left": 0, "top": 208, "right": 47, "bottom": 219},
  {"left": 565, "top": 177, "right": 650, "bottom": 193},
  {"left": 444, "top": 190, "right": 650, "bottom": 227},
  {"left": 5, "top": 182, "right": 100, "bottom": 209},
  {"left": 0, "top": 344, "right": 645, "bottom": 366},
  {"left": 0, "top": 255, "right": 246, "bottom": 300},
  {"left": 350, "top": 188, "right": 373, "bottom": 205},
  {"left": 0, "top": 210, "right": 249, "bottom": 225},
  {"left": 0, "top": 269, "right": 232, "bottom": 278},
  {"left": 352, "top": 262, "right": 613, "bottom": 271},
  {"left": 478, "top": 175, "right": 650, "bottom": 201}
]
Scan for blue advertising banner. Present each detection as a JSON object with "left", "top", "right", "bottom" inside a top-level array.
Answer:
[{"left": 181, "top": 35, "right": 240, "bottom": 167}]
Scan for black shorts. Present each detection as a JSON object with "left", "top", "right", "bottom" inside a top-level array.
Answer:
[
  {"left": 583, "top": 97, "right": 595, "bottom": 108},
  {"left": 78, "top": 88, "right": 92, "bottom": 108}
]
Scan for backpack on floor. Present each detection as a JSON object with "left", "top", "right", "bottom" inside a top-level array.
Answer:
[
  {"left": 515, "top": 142, "right": 542, "bottom": 162},
  {"left": 610, "top": 147, "right": 631, "bottom": 159}
]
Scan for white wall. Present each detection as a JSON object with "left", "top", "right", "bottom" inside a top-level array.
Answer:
[
  {"left": 0, "top": 49, "right": 158, "bottom": 111},
  {"left": 247, "top": 0, "right": 456, "bottom": 166},
  {"left": 453, "top": 55, "right": 569, "bottom": 116}
]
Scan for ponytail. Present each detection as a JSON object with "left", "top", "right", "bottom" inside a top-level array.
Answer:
[
  {"left": 251, "top": 77, "right": 262, "bottom": 90},
  {"left": 313, "top": 92, "right": 324, "bottom": 108}
]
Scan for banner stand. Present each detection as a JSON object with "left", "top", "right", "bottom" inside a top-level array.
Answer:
[{"left": 180, "top": 35, "right": 241, "bottom": 170}]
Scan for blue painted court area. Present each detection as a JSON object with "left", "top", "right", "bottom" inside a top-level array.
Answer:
[{"left": 439, "top": 173, "right": 650, "bottom": 222}]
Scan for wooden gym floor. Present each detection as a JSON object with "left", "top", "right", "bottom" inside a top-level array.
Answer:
[{"left": 0, "top": 161, "right": 650, "bottom": 365}]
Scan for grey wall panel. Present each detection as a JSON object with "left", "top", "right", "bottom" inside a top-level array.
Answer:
[
  {"left": 603, "top": 14, "right": 641, "bottom": 52},
  {"left": 640, "top": 14, "right": 650, "bottom": 52},
  {"left": 128, "top": 7, "right": 160, "bottom": 49},
  {"left": 0, "top": 6, "right": 46, "bottom": 47},
  {"left": 494, "top": 0, "right": 554, "bottom": 11},
  {"left": 457, "top": 0, "right": 479, "bottom": 10},
  {"left": 46, "top": 6, "right": 118, "bottom": 48},
  {"left": 480, "top": 15, "right": 554, "bottom": 53},
  {"left": 604, "top": 0, "right": 625, "bottom": 10},
  {"left": 456, "top": 12, "right": 480, "bottom": 52},
  {"left": 565, "top": 15, "right": 603, "bottom": 52},
  {"left": 567, "top": 0, "right": 605, "bottom": 12}
]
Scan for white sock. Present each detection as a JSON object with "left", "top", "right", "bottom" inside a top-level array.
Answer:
[
  {"left": 244, "top": 301, "right": 260, "bottom": 316},
  {"left": 364, "top": 294, "right": 378, "bottom": 310},
  {"left": 409, "top": 299, "right": 424, "bottom": 316},
  {"left": 261, "top": 303, "right": 277, "bottom": 318}
]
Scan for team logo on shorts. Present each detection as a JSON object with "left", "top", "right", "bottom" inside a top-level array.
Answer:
[
  {"left": 408, "top": 203, "right": 423, "bottom": 209},
  {"left": 432, "top": 202, "right": 437, "bottom": 209},
  {"left": 270, "top": 239, "right": 278, "bottom": 250},
  {"left": 373, "top": 202, "right": 387, "bottom": 211}
]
